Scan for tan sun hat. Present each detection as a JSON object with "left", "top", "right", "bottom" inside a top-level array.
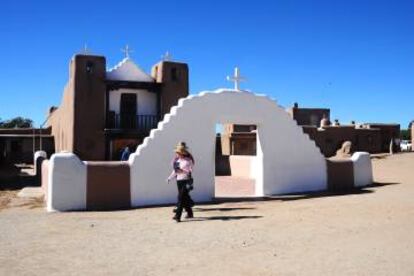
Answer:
[{"left": 174, "top": 141, "right": 189, "bottom": 155}]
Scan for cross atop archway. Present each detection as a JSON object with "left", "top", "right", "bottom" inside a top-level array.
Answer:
[
  {"left": 121, "top": 44, "right": 134, "bottom": 58},
  {"left": 226, "top": 67, "right": 246, "bottom": 91}
]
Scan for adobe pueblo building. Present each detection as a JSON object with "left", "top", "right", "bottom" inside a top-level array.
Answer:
[
  {"left": 221, "top": 103, "right": 400, "bottom": 158},
  {"left": 46, "top": 53, "right": 188, "bottom": 161},
  {"left": 0, "top": 128, "right": 54, "bottom": 165}
]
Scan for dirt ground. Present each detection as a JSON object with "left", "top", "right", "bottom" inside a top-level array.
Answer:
[{"left": 1, "top": 153, "right": 414, "bottom": 275}]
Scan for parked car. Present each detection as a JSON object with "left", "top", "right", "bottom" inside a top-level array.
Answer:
[{"left": 400, "top": 140, "right": 412, "bottom": 152}]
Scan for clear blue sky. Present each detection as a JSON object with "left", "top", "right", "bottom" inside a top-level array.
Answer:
[{"left": 1, "top": 0, "right": 413, "bottom": 128}]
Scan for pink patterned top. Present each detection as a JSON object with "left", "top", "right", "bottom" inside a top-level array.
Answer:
[{"left": 168, "top": 156, "right": 194, "bottom": 181}]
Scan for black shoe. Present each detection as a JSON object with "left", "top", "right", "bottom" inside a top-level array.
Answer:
[
  {"left": 185, "top": 213, "right": 194, "bottom": 219},
  {"left": 172, "top": 216, "right": 180, "bottom": 222},
  {"left": 172, "top": 208, "right": 177, "bottom": 213}
]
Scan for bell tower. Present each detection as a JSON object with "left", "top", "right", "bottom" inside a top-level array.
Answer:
[{"left": 151, "top": 60, "right": 189, "bottom": 117}]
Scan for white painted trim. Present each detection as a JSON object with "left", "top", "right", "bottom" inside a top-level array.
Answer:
[
  {"left": 34, "top": 150, "right": 47, "bottom": 162},
  {"left": 106, "top": 58, "right": 153, "bottom": 82},
  {"left": 34, "top": 150, "right": 47, "bottom": 172},
  {"left": 47, "top": 153, "right": 87, "bottom": 212},
  {"left": 352, "top": 152, "right": 373, "bottom": 187}
]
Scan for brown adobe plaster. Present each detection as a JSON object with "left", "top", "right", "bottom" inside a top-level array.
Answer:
[
  {"left": 326, "top": 159, "right": 354, "bottom": 191},
  {"left": 47, "top": 55, "right": 107, "bottom": 160},
  {"left": 86, "top": 161, "right": 131, "bottom": 210},
  {"left": 72, "top": 55, "right": 107, "bottom": 160}
]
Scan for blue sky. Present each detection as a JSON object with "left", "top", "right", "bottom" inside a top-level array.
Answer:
[{"left": 1, "top": 0, "right": 413, "bottom": 128}]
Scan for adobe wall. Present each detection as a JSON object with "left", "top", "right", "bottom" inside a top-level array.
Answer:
[
  {"left": 325, "top": 152, "right": 372, "bottom": 191},
  {"left": 45, "top": 150, "right": 373, "bottom": 212},
  {"left": 0, "top": 134, "right": 54, "bottom": 164},
  {"left": 289, "top": 107, "right": 330, "bottom": 126},
  {"left": 229, "top": 133, "right": 256, "bottom": 155},
  {"left": 327, "top": 159, "right": 354, "bottom": 191},
  {"left": 47, "top": 59, "right": 76, "bottom": 153},
  {"left": 86, "top": 161, "right": 130, "bottom": 210},
  {"left": 304, "top": 126, "right": 382, "bottom": 157},
  {"left": 128, "top": 90, "right": 328, "bottom": 207},
  {"left": 352, "top": 152, "right": 373, "bottom": 187},
  {"left": 368, "top": 124, "right": 400, "bottom": 152},
  {"left": 45, "top": 153, "right": 131, "bottom": 211},
  {"left": 228, "top": 156, "right": 255, "bottom": 178},
  {"left": 220, "top": 124, "right": 384, "bottom": 158}
]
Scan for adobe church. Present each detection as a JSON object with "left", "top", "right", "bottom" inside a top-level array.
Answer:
[
  {"left": 46, "top": 51, "right": 188, "bottom": 161},
  {"left": 0, "top": 50, "right": 406, "bottom": 166}
]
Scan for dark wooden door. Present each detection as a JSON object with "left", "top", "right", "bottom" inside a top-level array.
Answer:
[{"left": 120, "top": 94, "right": 137, "bottom": 128}]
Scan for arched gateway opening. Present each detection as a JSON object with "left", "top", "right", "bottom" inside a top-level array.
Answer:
[
  {"left": 214, "top": 123, "right": 260, "bottom": 198},
  {"left": 128, "top": 89, "right": 327, "bottom": 207}
]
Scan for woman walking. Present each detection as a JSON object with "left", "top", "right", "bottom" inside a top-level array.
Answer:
[{"left": 167, "top": 142, "right": 195, "bottom": 222}]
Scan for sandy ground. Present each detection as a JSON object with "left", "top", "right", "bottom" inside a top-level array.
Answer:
[
  {"left": 215, "top": 176, "right": 255, "bottom": 197},
  {"left": 1, "top": 153, "right": 414, "bottom": 275}
]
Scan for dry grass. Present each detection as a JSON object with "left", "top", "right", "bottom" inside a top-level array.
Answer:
[
  {"left": 12, "top": 196, "right": 45, "bottom": 209},
  {"left": 0, "top": 190, "right": 18, "bottom": 211},
  {"left": 0, "top": 189, "right": 45, "bottom": 211}
]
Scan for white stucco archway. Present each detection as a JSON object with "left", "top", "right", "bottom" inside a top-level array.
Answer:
[{"left": 129, "top": 89, "right": 328, "bottom": 207}]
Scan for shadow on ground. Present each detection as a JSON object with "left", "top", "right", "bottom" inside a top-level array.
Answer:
[
  {"left": 194, "top": 207, "right": 256, "bottom": 212},
  {"left": 0, "top": 163, "right": 38, "bottom": 190},
  {"left": 212, "top": 181, "right": 399, "bottom": 203},
  {"left": 180, "top": 215, "right": 263, "bottom": 223},
  {"left": 370, "top": 154, "right": 390, "bottom": 160},
  {"left": 38, "top": 182, "right": 399, "bottom": 216}
]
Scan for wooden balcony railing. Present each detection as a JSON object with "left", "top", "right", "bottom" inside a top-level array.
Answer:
[{"left": 106, "top": 112, "right": 159, "bottom": 131}]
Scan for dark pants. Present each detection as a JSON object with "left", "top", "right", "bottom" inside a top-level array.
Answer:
[{"left": 175, "top": 180, "right": 194, "bottom": 219}]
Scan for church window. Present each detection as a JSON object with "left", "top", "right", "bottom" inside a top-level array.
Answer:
[
  {"left": 86, "top": 61, "right": 94, "bottom": 74},
  {"left": 171, "top": 68, "right": 178, "bottom": 81}
]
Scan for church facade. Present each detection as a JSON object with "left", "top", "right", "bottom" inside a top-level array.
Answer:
[{"left": 46, "top": 54, "right": 188, "bottom": 161}]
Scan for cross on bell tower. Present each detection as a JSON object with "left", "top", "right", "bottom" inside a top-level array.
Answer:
[
  {"left": 226, "top": 67, "right": 246, "bottom": 91},
  {"left": 161, "top": 51, "right": 172, "bottom": 61},
  {"left": 121, "top": 44, "right": 134, "bottom": 58},
  {"left": 80, "top": 43, "right": 91, "bottom": 55}
]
